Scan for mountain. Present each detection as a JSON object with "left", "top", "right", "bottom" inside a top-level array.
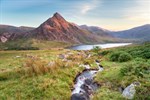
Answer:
[
  {"left": 0, "top": 12, "right": 149, "bottom": 50},
  {"left": 0, "top": 25, "right": 34, "bottom": 42},
  {"left": 80, "top": 25, "right": 111, "bottom": 37},
  {"left": 23, "top": 12, "right": 102, "bottom": 44},
  {"left": 110, "top": 24, "right": 150, "bottom": 42}
]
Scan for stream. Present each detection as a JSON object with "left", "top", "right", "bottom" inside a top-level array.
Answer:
[{"left": 71, "top": 61, "right": 104, "bottom": 100}]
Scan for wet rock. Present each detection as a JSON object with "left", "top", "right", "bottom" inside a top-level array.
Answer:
[
  {"left": 84, "top": 79, "right": 93, "bottom": 85},
  {"left": 95, "top": 60, "right": 101, "bottom": 66},
  {"left": 98, "top": 65, "right": 104, "bottom": 71},
  {"left": 71, "top": 93, "right": 89, "bottom": 100},
  {"left": 95, "top": 60, "right": 100, "bottom": 63},
  {"left": 82, "top": 84, "right": 94, "bottom": 95},
  {"left": 90, "top": 82, "right": 100, "bottom": 91}
]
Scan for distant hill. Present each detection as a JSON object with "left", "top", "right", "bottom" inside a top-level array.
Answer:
[
  {"left": 0, "top": 25, "right": 34, "bottom": 42},
  {"left": 110, "top": 24, "right": 150, "bottom": 42},
  {"left": 80, "top": 25, "right": 111, "bottom": 37},
  {"left": 0, "top": 25, "right": 34, "bottom": 34},
  {"left": 79, "top": 25, "right": 132, "bottom": 43}
]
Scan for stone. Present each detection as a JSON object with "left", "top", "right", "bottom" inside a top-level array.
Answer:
[{"left": 122, "top": 84, "right": 136, "bottom": 99}]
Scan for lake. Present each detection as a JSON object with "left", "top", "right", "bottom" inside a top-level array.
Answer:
[{"left": 69, "top": 43, "right": 132, "bottom": 50}]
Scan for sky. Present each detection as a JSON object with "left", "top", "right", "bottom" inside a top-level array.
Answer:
[{"left": 0, "top": 0, "right": 150, "bottom": 30}]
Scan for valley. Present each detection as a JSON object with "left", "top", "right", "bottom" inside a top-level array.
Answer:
[{"left": 0, "top": 1, "right": 150, "bottom": 99}]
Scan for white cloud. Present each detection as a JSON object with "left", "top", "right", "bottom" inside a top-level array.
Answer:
[
  {"left": 80, "top": 0, "right": 100, "bottom": 15},
  {"left": 81, "top": 5, "right": 92, "bottom": 14}
]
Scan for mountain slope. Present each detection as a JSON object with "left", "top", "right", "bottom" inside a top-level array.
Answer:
[
  {"left": 0, "top": 25, "right": 34, "bottom": 42},
  {"left": 80, "top": 25, "right": 110, "bottom": 37},
  {"left": 24, "top": 13, "right": 102, "bottom": 44},
  {"left": 110, "top": 24, "right": 150, "bottom": 41}
]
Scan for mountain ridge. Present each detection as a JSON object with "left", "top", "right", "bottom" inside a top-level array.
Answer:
[
  {"left": 109, "top": 24, "right": 150, "bottom": 41},
  {"left": 0, "top": 12, "right": 150, "bottom": 45},
  {"left": 23, "top": 12, "right": 105, "bottom": 44}
]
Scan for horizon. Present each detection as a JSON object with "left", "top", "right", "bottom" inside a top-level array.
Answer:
[{"left": 0, "top": 0, "right": 150, "bottom": 31}]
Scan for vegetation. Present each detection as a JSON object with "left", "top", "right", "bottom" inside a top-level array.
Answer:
[
  {"left": 94, "top": 43, "right": 150, "bottom": 100},
  {"left": 0, "top": 39, "right": 72, "bottom": 50},
  {"left": 109, "top": 51, "right": 132, "bottom": 62},
  {"left": 0, "top": 49, "right": 84, "bottom": 99},
  {"left": 0, "top": 43, "right": 150, "bottom": 100},
  {"left": 92, "top": 46, "right": 101, "bottom": 55}
]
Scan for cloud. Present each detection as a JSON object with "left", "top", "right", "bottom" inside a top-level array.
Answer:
[
  {"left": 81, "top": 5, "right": 93, "bottom": 14},
  {"left": 80, "top": 0, "right": 100, "bottom": 15},
  {"left": 123, "top": 0, "right": 150, "bottom": 23}
]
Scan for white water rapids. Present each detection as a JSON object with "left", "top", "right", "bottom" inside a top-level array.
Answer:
[{"left": 71, "top": 62, "right": 103, "bottom": 100}]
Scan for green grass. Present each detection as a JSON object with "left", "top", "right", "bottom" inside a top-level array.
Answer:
[
  {"left": 0, "top": 66, "right": 82, "bottom": 99},
  {"left": 93, "top": 43, "right": 150, "bottom": 100},
  {"left": 0, "top": 43, "right": 150, "bottom": 100},
  {"left": 0, "top": 49, "right": 85, "bottom": 99},
  {"left": 0, "top": 39, "right": 73, "bottom": 50}
]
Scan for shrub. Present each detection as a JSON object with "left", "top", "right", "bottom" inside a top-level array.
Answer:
[
  {"left": 92, "top": 46, "right": 101, "bottom": 54},
  {"left": 120, "top": 63, "right": 134, "bottom": 76},
  {"left": 109, "top": 51, "right": 120, "bottom": 61},
  {"left": 120, "top": 62, "right": 150, "bottom": 78},
  {"left": 142, "top": 50, "right": 150, "bottom": 59},
  {"left": 118, "top": 52, "right": 132, "bottom": 62},
  {"left": 109, "top": 51, "right": 124, "bottom": 61},
  {"left": 134, "top": 57, "right": 146, "bottom": 62},
  {"left": 109, "top": 51, "right": 132, "bottom": 62}
]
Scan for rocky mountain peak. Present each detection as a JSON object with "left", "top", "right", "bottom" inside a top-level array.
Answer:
[{"left": 51, "top": 12, "right": 66, "bottom": 22}]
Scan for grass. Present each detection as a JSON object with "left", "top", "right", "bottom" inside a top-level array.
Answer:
[
  {"left": 0, "top": 43, "right": 150, "bottom": 100},
  {"left": 93, "top": 43, "right": 150, "bottom": 100},
  {"left": 0, "top": 49, "right": 91, "bottom": 99},
  {"left": 0, "top": 39, "right": 73, "bottom": 50}
]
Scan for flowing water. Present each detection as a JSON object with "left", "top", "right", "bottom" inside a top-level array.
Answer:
[{"left": 71, "top": 62, "right": 103, "bottom": 100}]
